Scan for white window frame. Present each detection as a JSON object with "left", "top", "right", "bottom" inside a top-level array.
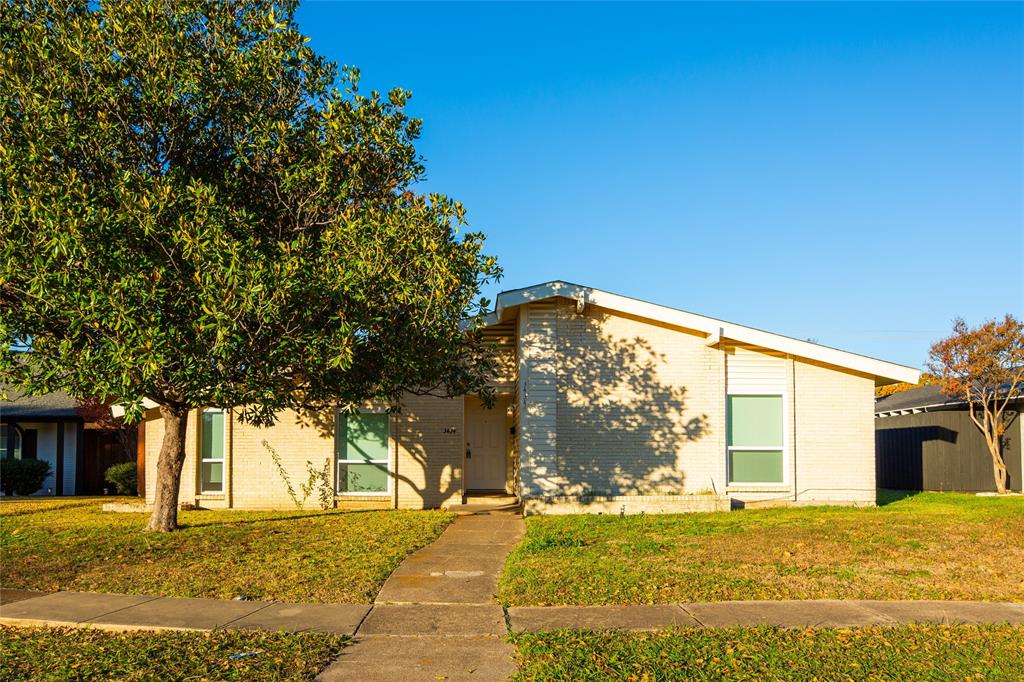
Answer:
[
  {"left": 1, "top": 424, "right": 22, "bottom": 460},
  {"left": 336, "top": 411, "right": 392, "bottom": 497},
  {"left": 726, "top": 392, "right": 789, "bottom": 487},
  {"left": 199, "top": 408, "right": 226, "bottom": 495}
]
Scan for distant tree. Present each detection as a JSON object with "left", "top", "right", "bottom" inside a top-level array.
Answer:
[
  {"left": 74, "top": 396, "right": 123, "bottom": 432},
  {"left": 874, "top": 373, "right": 938, "bottom": 399},
  {"left": 1, "top": 0, "right": 499, "bottom": 531},
  {"left": 927, "top": 316, "right": 1024, "bottom": 494},
  {"left": 76, "top": 395, "right": 136, "bottom": 466}
]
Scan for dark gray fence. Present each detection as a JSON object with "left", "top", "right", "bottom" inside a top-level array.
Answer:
[{"left": 875, "top": 408, "right": 1021, "bottom": 493}]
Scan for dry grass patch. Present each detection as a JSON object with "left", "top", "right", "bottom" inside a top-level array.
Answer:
[
  {"left": 0, "top": 497, "right": 453, "bottom": 603},
  {"left": 513, "top": 625, "right": 1024, "bottom": 680},
  {"left": 500, "top": 491, "right": 1024, "bottom": 605},
  {"left": 0, "top": 625, "right": 346, "bottom": 681}
]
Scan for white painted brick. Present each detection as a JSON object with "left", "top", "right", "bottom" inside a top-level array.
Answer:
[{"left": 142, "top": 298, "right": 879, "bottom": 512}]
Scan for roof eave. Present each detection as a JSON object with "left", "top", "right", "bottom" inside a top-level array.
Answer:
[{"left": 490, "top": 281, "right": 921, "bottom": 386}]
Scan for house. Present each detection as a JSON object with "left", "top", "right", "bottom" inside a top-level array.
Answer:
[
  {"left": 1, "top": 388, "right": 135, "bottom": 496},
  {"left": 141, "top": 281, "right": 919, "bottom": 514},
  {"left": 875, "top": 384, "right": 1023, "bottom": 493}
]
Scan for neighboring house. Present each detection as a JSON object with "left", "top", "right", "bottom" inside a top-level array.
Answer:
[
  {"left": 139, "top": 281, "right": 918, "bottom": 514},
  {"left": 875, "top": 385, "right": 1023, "bottom": 493},
  {"left": 2, "top": 389, "right": 82, "bottom": 495},
  {"left": 1, "top": 388, "right": 134, "bottom": 496}
]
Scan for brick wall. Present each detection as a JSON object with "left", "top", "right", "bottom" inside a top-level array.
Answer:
[
  {"left": 143, "top": 394, "right": 465, "bottom": 511},
  {"left": 229, "top": 408, "right": 348, "bottom": 509},
  {"left": 517, "top": 301, "right": 562, "bottom": 496},
  {"left": 140, "top": 300, "right": 880, "bottom": 512},
  {"left": 551, "top": 300, "right": 724, "bottom": 497},
  {"left": 793, "top": 359, "right": 877, "bottom": 504},
  {"left": 513, "top": 298, "right": 878, "bottom": 509},
  {"left": 394, "top": 394, "right": 464, "bottom": 509}
]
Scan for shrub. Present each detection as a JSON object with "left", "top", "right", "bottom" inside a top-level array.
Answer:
[
  {"left": 104, "top": 462, "right": 138, "bottom": 495},
  {"left": 1, "top": 459, "right": 52, "bottom": 496}
]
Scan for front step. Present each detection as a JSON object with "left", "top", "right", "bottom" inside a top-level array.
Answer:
[{"left": 455, "top": 493, "right": 522, "bottom": 515}]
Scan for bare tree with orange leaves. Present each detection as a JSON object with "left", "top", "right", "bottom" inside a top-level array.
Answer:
[{"left": 928, "top": 315, "right": 1024, "bottom": 494}]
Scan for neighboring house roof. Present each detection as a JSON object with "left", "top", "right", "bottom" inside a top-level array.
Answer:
[
  {"left": 874, "top": 384, "right": 958, "bottom": 416},
  {"left": 0, "top": 387, "right": 82, "bottom": 420},
  {"left": 874, "top": 383, "right": 1024, "bottom": 417},
  {"left": 485, "top": 280, "right": 920, "bottom": 386}
]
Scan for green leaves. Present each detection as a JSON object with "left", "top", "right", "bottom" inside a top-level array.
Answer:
[{"left": 1, "top": 0, "right": 501, "bottom": 420}]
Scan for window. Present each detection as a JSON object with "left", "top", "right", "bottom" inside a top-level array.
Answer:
[
  {"left": 200, "top": 410, "right": 225, "bottom": 493},
  {"left": 1, "top": 424, "right": 21, "bottom": 460},
  {"left": 727, "top": 395, "right": 784, "bottom": 484},
  {"left": 336, "top": 412, "right": 390, "bottom": 495}
]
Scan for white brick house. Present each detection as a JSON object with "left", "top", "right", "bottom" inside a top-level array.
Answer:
[{"left": 141, "top": 281, "right": 919, "bottom": 513}]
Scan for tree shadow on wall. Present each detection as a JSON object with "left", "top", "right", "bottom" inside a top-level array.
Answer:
[
  {"left": 285, "top": 305, "right": 710, "bottom": 505},
  {"left": 291, "top": 401, "right": 464, "bottom": 509},
  {"left": 552, "top": 311, "right": 709, "bottom": 497}
]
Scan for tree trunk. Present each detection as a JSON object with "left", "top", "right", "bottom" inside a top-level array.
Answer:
[
  {"left": 145, "top": 405, "right": 189, "bottom": 532},
  {"left": 990, "top": 444, "right": 1008, "bottom": 495}
]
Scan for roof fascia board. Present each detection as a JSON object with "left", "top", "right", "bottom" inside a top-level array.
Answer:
[
  {"left": 1, "top": 415, "right": 84, "bottom": 423},
  {"left": 875, "top": 400, "right": 962, "bottom": 417},
  {"left": 494, "top": 282, "right": 920, "bottom": 385}
]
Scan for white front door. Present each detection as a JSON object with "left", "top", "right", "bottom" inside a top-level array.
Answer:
[{"left": 465, "top": 396, "right": 508, "bottom": 490}]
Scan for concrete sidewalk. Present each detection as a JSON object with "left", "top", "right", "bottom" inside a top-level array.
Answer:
[
  {"left": 5, "top": 589, "right": 1023, "bottom": 636},
  {"left": 507, "top": 600, "right": 1024, "bottom": 632},
  {"left": 0, "top": 588, "right": 370, "bottom": 634},
  {"left": 315, "top": 506, "right": 526, "bottom": 682}
]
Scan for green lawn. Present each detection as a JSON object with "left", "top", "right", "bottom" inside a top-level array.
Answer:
[
  {"left": 512, "top": 625, "right": 1024, "bottom": 681},
  {"left": 500, "top": 491, "right": 1024, "bottom": 605},
  {"left": 0, "top": 497, "right": 453, "bottom": 603},
  {"left": 0, "top": 626, "right": 346, "bottom": 681}
]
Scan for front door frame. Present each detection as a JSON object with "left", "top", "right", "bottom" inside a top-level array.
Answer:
[{"left": 463, "top": 394, "right": 512, "bottom": 493}]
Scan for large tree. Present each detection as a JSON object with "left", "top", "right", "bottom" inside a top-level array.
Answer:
[
  {"left": 0, "top": 0, "right": 500, "bottom": 530},
  {"left": 928, "top": 315, "right": 1024, "bottom": 494}
]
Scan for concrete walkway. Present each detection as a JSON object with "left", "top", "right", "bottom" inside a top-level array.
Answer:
[
  {"left": 315, "top": 506, "right": 525, "bottom": 682},
  {"left": 0, "top": 588, "right": 370, "bottom": 634},
  {"left": 507, "top": 600, "right": 1024, "bottom": 632},
  {"left": 6, "top": 589, "right": 1022, "bottom": 637}
]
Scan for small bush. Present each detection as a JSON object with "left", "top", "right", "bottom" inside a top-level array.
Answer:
[
  {"left": 104, "top": 462, "right": 138, "bottom": 495},
  {"left": 1, "top": 459, "right": 52, "bottom": 496}
]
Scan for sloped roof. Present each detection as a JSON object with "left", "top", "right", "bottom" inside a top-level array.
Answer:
[
  {"left": 486, "top": 280, "right": 920, "bottom": 386},
  {"left": 874, "top": 384, "right": 956, "bottom": 415},
  {"left": 0, "top": 387, "right": 81, "bottom": 420},
  {"left": 874, "top": 382, "right": 1024, "bottom": 416}
]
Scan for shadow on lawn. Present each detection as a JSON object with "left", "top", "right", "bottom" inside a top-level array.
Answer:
[
  {"left": 175, "top": 508, "right": 403, "bottom": 529},
  {"left": 0, "top": 499, "right": 103, "bottom": 517},
  {"left": 876, "top": 489, "right": 922, "bottom": 506}
]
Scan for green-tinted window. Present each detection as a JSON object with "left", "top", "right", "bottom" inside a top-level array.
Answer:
[
  {"left": 336, "top": 413, "right": 390, "bottom": 494},
  {"left": 729, "top": 450, "right": 784, "bottom": 483},
  {"left": 338, "top": 462, "right": 389, "bottom": 494},
  {"left": 336, "top": 413, "right": 389, "bottom": 462},
  {"left": 200, "top": 411, "right": 225, "bottom": 493},
  {"left": 727, "top": 395, "right": 784, "bottom": 484},
  {"left": 728, "top": 395, "right": 783, "bottom": 447}
]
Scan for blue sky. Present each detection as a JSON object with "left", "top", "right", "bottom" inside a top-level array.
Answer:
[{"left": 296, "top": 2, "right": 1023, "bottom": 369}]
